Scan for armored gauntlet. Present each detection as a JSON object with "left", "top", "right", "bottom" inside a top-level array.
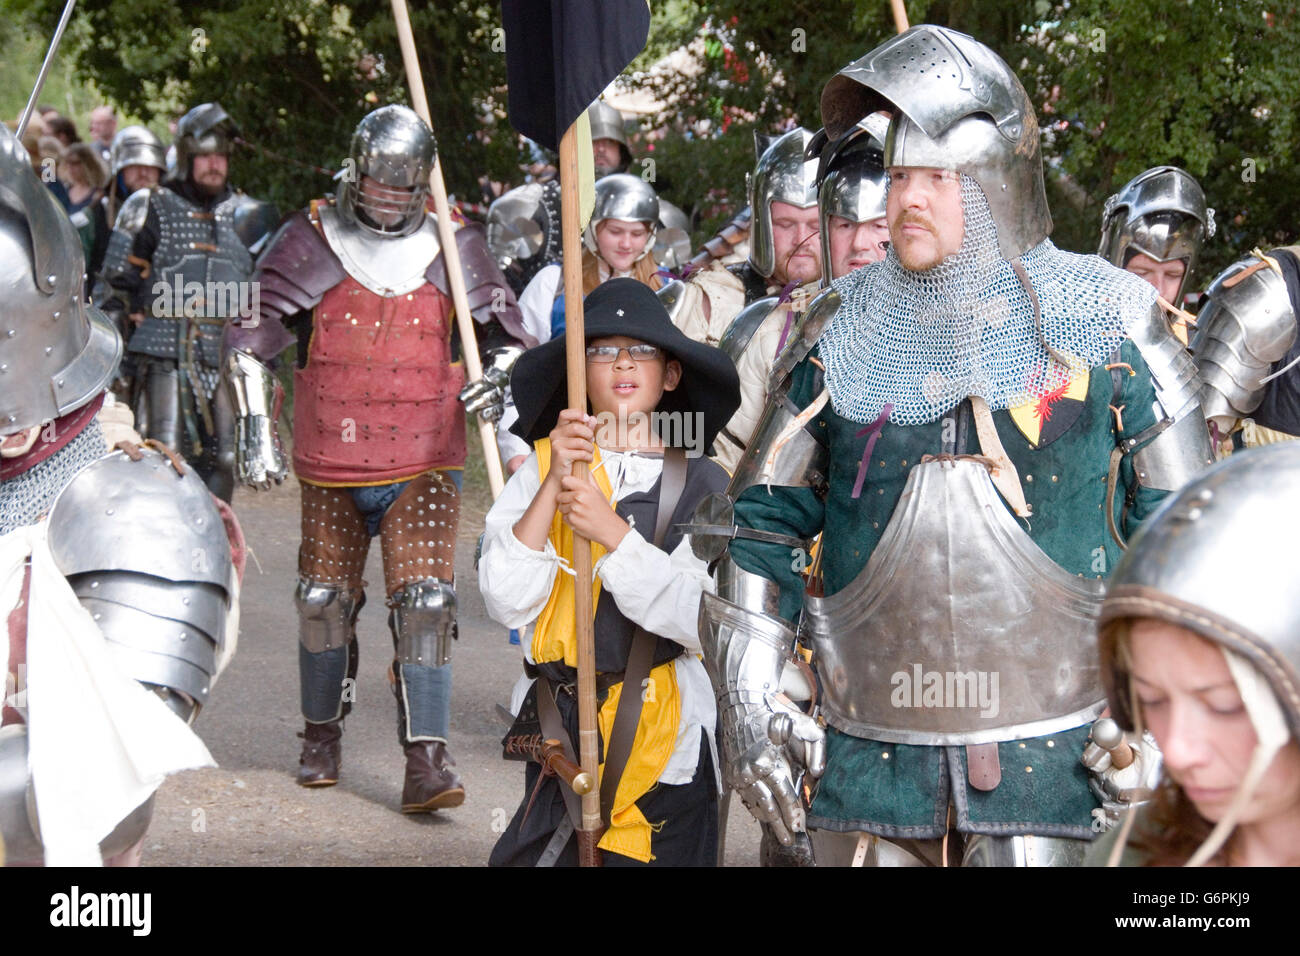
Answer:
[
  {"left": 699, "top": 592, "right": 825, "bottom": 847},
  {"left": 224, "top": 349, "right": 288, "bottom": 489}
]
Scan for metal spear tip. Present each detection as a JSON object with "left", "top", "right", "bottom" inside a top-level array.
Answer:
[{"left": 1091, "top": 716, "right": 1124, "bottom": 751}]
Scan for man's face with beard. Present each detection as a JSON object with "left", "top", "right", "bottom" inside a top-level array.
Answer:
[
  {"left": 592, "top": 138, "right": 625, "bottom": 177},
  {"left": 122, "top": 164, "right": 161, "bottom": 193},
  {"left": 191, "top": 152, "right": 229, "bottom": 197},
  {"left": 886, "top": 166, "right": 964, "bottom": 272},
  {"left": 769, "top": 200, "right": 822, "bottom": 285}
]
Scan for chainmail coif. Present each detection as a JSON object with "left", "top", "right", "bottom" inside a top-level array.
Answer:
[
  {"left": 0, "top": 418, "right": 106, "bottom": 535},
  {"left": 820, "top": 174, "right": 1158, "bottom": 426}
]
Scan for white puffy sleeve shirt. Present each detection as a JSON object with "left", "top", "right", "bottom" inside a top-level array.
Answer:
[{"left": 478, "top": 448, "right": 718, "bottom": 786}]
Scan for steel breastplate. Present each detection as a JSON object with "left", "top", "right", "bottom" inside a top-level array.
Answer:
[
  {"left": 803, "top": 457, "right": 1106, "bottom": 745},
  {"left": 318, "top": 204, "right": 440, "bottom": 297}
]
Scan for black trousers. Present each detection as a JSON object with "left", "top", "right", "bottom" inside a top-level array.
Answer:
[{"left": 489, "top": 724, "right": 718, "bottom": 868}]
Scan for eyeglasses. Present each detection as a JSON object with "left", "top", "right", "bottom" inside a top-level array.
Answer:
[{"left": 585, "top": 344, "right": 662, "bottom": 363}]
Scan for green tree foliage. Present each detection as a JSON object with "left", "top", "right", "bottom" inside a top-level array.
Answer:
[
  {"left": 633, "top": 0, "right": 1299, "bottom": 277},
  {"left": 6, "top": 0, "right": 1297, "bottom": 281},
  {"left": 5, "top": 0, "right": 527, "bottom": 217}
]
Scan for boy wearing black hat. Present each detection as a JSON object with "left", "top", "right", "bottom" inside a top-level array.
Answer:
[{"left": 479, "top": 278, "right": 740, "bottom": 866}]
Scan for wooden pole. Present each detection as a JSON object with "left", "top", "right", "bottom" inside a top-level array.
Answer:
[
  {"left": 890, "top": 0, "right": 910, "bottom": 34},
  {"left": 389, "top": 0, "right": 506, "bottom": 499},
  {"left": 557, "top": 124, "right": 603, "bottom": 866}
]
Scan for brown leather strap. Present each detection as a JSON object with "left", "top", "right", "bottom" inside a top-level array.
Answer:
[
  {"left": 598, "top": 447, "right": 688, "bottom": 826},
  {"left": 536, "top": 677, "right": 583, "bottom": 830},
  {"left": 966, "top": 742, "right": 1002, "bottom": 792}
]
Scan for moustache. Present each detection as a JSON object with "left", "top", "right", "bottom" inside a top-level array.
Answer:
[{"left": 894, "top": 213, "right": 935, "bottom": 234}]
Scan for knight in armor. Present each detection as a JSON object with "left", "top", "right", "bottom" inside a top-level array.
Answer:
[
  {"left": 102, "top": 125, "right": 167, "bottom": 228},
  {"left": 1089, "top": 442, "right": 1300, "bottom": 866},
  {"left": 0, "top": 123, "right": 239, "bottom": 865},
  {"left": 500, "top": 173, "right": 662, "bottom": 473},
  {"left": 1191, "top": 246, "right": 1300, "bottom": 448},
  {"left": 696, "top": 25, "right": 1218, "bottom": 867},
  {"left": 1099, "top": 166, "right": 1215, "bottom": 341},
  {"left": 224, "top": 104, "right": 529, "bottom": 813},
  {"left": 661, "top": 128, "right": 822, "bottom": 472},
  {"left": 97, "top": 102, "right": 278, "bottom": 502}
]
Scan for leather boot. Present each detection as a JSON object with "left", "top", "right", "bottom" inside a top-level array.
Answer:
[
  {"left": 297, "top": 720, "right": 343, "bottom": 787},
  {"left": 401, "top": 741, "right": 465, "bottom": 812}
]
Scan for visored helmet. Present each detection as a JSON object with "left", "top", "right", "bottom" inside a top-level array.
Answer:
[
  {"left": 0, "top": 124, "right": 120, "bottom": 436},
  {"left": 821, "top": 25, "right": 1050, "bottom": 261},
  {"left": 336, "top": 105, "right": 437, "bottom": 238},
  {"left": 582, "top": 173, "right": 659, "bottom": 261},
  {"left": 1100, "top": 166, "right": 1215, "bottom": 305},
  {"left": 747, "top": 126, "right": 819, "bottom": 278},
  {"left": 174, "top": 102, "right": 239, "bottom": 173},
  {"left": 109, "top": 125, "right": 166, "bottom": 176}
]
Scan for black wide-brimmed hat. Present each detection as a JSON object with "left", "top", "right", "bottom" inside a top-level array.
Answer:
[{"left": 509, "top": 277, "right": 741, "bottom": 449}]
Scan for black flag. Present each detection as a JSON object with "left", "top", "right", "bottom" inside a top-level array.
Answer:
[{"left": 500, "top": 0, "right": 651, "bottom": 151}]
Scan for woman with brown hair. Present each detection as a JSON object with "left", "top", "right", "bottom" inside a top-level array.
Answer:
[
  {"left": 1090, "top": 442, "right": 1300, "bottom": 866},
  {"left": 58, "top": 141, "right": 108, "bottom": 215}
]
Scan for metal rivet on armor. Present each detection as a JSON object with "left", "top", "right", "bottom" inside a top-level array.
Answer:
[
  {"left": 106, "top": 508, "right": 114, "bottom": 515},
  {"left": 5, "top": 329, "right": 13, "bottom": 337},
  {"left": 1025, "top": 474, "right": 1033, "bottom": 482},
  {"left": 1188, "top": 507, "right": 1202, "bottom": 520},
  {"left": 881, "top": 752, "right": 890, "bottom": 760},
  {"left": 48, "top": 276, "right": 56, "bottom": 286},
  {"left": 93, "top": 613, "right": 101, "bottom": 620},
  {"left": 57, "top": 379, "right": 64, "bottom": 387},
  {"left": 1197, "top": 488, "right": 1213, "bottom": 502},
  {"left": 1018, "top": 742, "right": 1026, "bottom": 748},
  {"left": 901, "top": 459, "right": 907, "bottom": 467},
  {"left": 1051, "top": 475, "right": 1058, "bottom": 482},
  {"left": 1025, "top": 766, "right": 1032, "bottom": 773},
  {"left": 872, "top": 522, "right": 879, "bottom": 529},
  {"left": 1046, "top": 740, "right": 1055, "bottom": 748}
]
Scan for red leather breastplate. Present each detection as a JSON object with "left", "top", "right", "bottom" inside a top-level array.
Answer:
[{"left": 292, "top": 276, "right": 466, "bottom": 484}]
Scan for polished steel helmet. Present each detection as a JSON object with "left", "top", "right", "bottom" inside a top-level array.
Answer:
[
  {"left": 0, "top": 124, "right": 120, "bottom": 436},
  {"left": 587, "top": 100, "right": 632, "bottom": 175},
  {"left": 1099, "top": 442, "right": 1300, "bottom": 737},
  {"left": 1100, "top": 166, "right": 1215, "bottom": 304},
  {"left": 337, "top": 105, "right": 437, "bottom": 238},
  {"left": 581, "top": 173, "right": 658, "bottom": 261},
  {"left": 821, "top": 25, "right": 1051, "bottom": 260},
  {"left": 747, "top": 127, "right": 819, "bottom": 278},
  {"left": 487, "top": 182, "right": 549, "bottom": 267},
  {"left": 653, "top": 198, "right": 693, "bottom": 271},
  {"left": 109, "top": 125, "right": 166, "bottom": 177},
  {"left": 1189, "top": 249, "right": 1298, "bottom": 435},
  {"left": 816, "top": 114, "right": 889, "bottom": 283},
  {"left": 174, "top": 102, "right": 239, "bottom": 173}
]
